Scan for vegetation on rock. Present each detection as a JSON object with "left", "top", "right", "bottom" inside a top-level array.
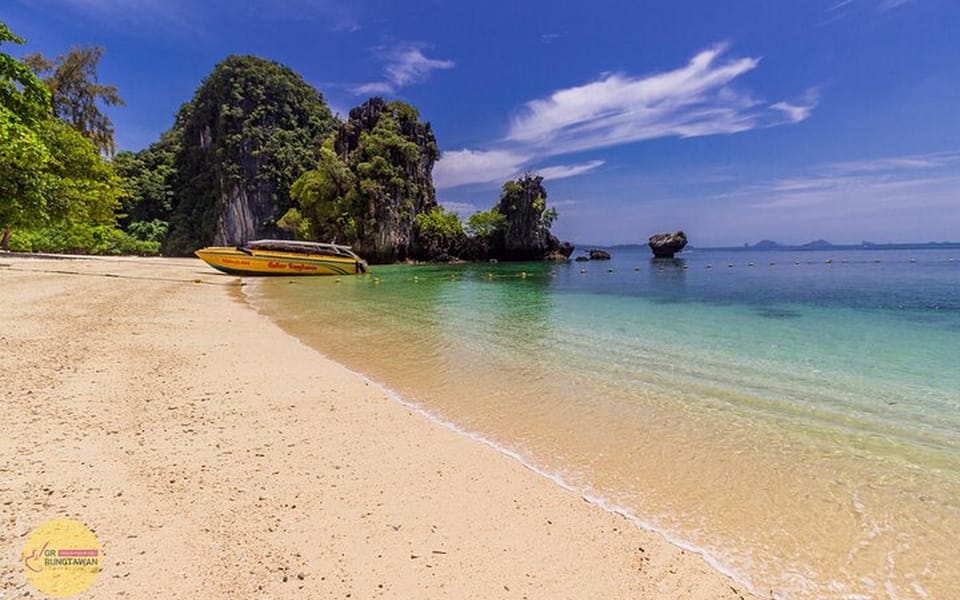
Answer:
[
  {"left": 282, "top": 97, "right": 439, "bottom": 263},
  {"left": 163, "top": 55, "right": 336, "bottom": 255},
  {"left": 483, "top": 174, "right": 570, "bottom": 261}
]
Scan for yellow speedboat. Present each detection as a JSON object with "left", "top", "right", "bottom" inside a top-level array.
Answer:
[{"left": 195, "top": 239, "right": 368, "bottom": 276}]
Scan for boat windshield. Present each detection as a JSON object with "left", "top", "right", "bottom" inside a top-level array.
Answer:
[{"left": 244, "top": 240, "right": 360, "bottom": 259}]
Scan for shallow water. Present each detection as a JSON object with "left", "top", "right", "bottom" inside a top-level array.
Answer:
[{"left": 247, "top": 248, "right": 960, "bottom": 598}]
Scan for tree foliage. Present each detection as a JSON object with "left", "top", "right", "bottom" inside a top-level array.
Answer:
[
  {"left": 282, "top": 139, "right": 356, "bottom": 241},
  {"left": 0, "top": 22, "right": 51, "bottom": 126},
  {"left": 0, "top": 22, "right": 53, "bottom": 234},
  {"left": 466, "top": 208, "right": 506, "bottom": 239},
  {"left": 416, "top": 206, "right": 465, "bottom": 257},
  {"left": 113, "top": 129, "right": 179, "bottom": 241},
  {"left": 24, "top": 46, "right": 125, "bottom": 156},
  {"left": 7, "top": 118, "right": 135, "bottom": 253},
  {"left": 1, "top": 22, "right": 145, "bottom": 254}
]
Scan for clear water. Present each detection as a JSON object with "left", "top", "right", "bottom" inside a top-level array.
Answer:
[{"left": 247, "top": 248, "right": 960, "bottom": 599}]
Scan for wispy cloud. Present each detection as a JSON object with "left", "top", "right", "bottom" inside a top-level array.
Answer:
[
  {"left": 828, "top": 0, "right": 855, "bottom": 10},
  {"left": 18, "top": 0, "right": 360, "bottom": 33},
  {"left": 878, "top": 0, "right": 916, "bottom": 11},
  {"left": 538, "top": 160, "right": 606, "bottom": 180},
  {"left": 435, "top": 44, "right": 817, "bottom": 189},
  {"left": 18, "top": 0, "right": 190, "bottom": 28},
  {"left": 352, "top": 43, "right": 454, "bottom": 96},
  {"left": 432, "top": 149, "right": 604, "bottom": 188},
  {"left": 825, "top": 151, "right": 960, "bottom": 173},
  {"left": 771, "top": 88, "right": 820, "bottom": 124},
  {"left": 820, "top": 0, "right": 919, "bottom": 25},
  {"left": 710, "top": 151, "right": 960, "bottom": 221}
]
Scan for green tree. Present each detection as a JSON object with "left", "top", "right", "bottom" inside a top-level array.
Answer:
[
  {"left": 281, "top": 139, "right": 356, "bottom": 241},
  {"left": 113, "top": 129, "right": 179, "bottom": 240},
  {"left": 0, "top": 21, "right": 53, "bottom": 246},
  {"left": 0, "top": 22, "right": 51, "bottom": 126},
  {"left": 24, "top": 46, "right": 125, "bottom": 155},
  {"left": 466, "top": 208, "right": 506, "bottom": 238},
  {"left": 416, "top": 206, "right": 465, "bottom": 257}
]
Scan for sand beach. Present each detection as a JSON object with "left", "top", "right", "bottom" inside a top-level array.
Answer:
[{"left": 0, "top": 255, "right": 752, "bottom": 599}]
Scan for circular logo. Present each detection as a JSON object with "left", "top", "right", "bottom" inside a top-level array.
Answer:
[{"left": 22, "top": 518, "right": 103, "bottom": 597}]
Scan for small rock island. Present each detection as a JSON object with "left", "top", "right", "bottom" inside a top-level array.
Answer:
[{"left": 648, "top": 231, "right": 688, "bottom": 258}]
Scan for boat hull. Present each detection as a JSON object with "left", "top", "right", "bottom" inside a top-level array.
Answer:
[{"left": 195, "top": 247, "right": 365, "bottom": 276}]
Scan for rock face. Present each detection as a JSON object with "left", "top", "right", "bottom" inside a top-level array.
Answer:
[
  {"left": 648, "top": 231, "right": 688, "bottom": 258},
  {"left": 164, "top": 55, "right": 335, "bottom": 254},
  {"left": 492, "top": 175, "right": 573, "bottom": 261},
  {"left": 588, "top": 249, "right": 611, "bottom": 260}
]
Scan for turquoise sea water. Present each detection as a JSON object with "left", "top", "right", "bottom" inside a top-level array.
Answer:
[{"left": 248, "top": 248, "right": 960, "bottom": 599}]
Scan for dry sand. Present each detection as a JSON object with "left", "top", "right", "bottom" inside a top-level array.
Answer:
[{"left": 0, "top": 255, "right": 756, "bottom": 599}]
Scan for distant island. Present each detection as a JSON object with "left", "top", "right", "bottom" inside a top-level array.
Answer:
[
  {"left": 604, "top": 240, "right": 960, "bottom": 251},
  {"left": 739, "top": 240, "right": 960, "bottom": 251}
]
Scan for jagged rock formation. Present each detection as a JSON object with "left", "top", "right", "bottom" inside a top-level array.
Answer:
[
  {"left": 491, "top": 174, "right": 573, "bottom": 261},
  {"left": 648, "top": 231, "right": 688, "bottom": 258},
  {"left": 163, "top": 55, "right": 335, "bottom": 254}
]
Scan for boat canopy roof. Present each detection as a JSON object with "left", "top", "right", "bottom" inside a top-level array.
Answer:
[{"left": 244, "top": 239, "right": 361, "bottom": 259}]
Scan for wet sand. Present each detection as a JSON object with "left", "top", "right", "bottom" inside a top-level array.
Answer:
[{"left": 0, "top": 255, "right": 754, "bottom": 599}]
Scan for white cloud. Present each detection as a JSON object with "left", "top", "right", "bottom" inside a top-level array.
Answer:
[
  {"left": 353, "top": 44, "right": 454, "bottom": 96},
  {"left": 878, "top": 0, "right": 915, "bottom": 11},
  {"left": 435, "top": 44, "right": 817, "bottom": 189},
  {"left": 825, "top": 151, "right": 960, "bottom": 173},
  {"left": 433, "top": 153, "right": 605, "bottom": 189},
  {"left": 505, "top": 44, "right": 768, "bottom": 153},
  {"left": 538, "top": 160, "right": 605, "bottom": 181},
  {"left": 440, "top": 201, "right": 478, "bottom": 216},
  {"left": 827, "top": 0, "right": 855, "bottom": 10},
  {"left": 351, "top": 82, "right": 394, "bottom": 95},
  {"left": 771, "top": 89, "right": 819, "bottom": 124},
  {"left": 433, "top": 149, "right": 529, "bottom": 188}
]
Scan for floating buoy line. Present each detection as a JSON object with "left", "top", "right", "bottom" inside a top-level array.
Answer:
[{"left": 351, "top": 255, "right": 955, "bottom": 285}]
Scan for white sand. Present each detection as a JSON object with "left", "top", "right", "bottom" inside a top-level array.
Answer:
[{"left": 0, "top": 255, "right": 755, "bottom": 599}]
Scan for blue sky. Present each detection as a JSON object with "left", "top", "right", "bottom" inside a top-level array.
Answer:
[{"left": 5, "top": 0, "right": 959, "bottom": 245}]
